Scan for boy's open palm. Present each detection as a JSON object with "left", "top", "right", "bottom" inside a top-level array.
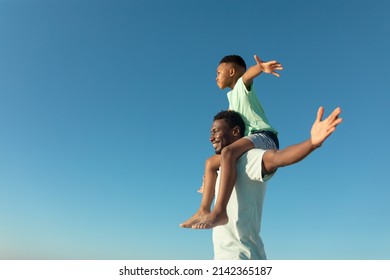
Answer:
[
  {"left": 254, "top": 54, "right": 283, "bottom": 77},
  {"left": 310, "top": 107, "right": 343, "bottom": 147}
]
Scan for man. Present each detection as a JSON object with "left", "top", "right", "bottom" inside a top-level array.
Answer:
[{"left": 209, "top": 106, "right": 342, "bottom": 259}]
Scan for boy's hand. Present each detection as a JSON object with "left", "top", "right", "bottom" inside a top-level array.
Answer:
[
  {"left": 310, "top": 107, "right": 343, "bottom": 148},
  {"left": 254, "top": 55, "right": 283, "bottom": 77}
]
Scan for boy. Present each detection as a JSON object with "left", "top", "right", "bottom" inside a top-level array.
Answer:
[{"left": 180, "top": 54, "right": 282, "bottom": 229}]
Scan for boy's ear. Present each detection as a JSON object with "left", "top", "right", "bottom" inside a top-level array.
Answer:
[{"left": 229, "top": 67, "right": 236, "bottom": 77}]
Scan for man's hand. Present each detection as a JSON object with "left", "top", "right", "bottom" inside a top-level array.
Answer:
[
  {"left": 311, "top": 106, "right": 343, "bottom": 147},
  {"left": 254, "top": 54, "right": 283, "bottom": 77},
  {"left": 262, "top": 106, "right": 342, "bottom": 175}
]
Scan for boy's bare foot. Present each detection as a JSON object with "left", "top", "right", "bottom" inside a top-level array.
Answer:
[
  {"left": 192, "top": 211, "right": 228, "bottom": 229},
  {"left": 180, "top": 210, "right": 209, "bottom": 228}
]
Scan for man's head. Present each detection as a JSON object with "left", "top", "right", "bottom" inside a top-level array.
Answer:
[
  {"left": 210, "top": 110, "right": 245, "bottom": 154},
  {"left": 216, "top": 55, "right": 247, "bottom": 90}
]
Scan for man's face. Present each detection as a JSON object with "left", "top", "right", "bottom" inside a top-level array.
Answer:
[
  {"left": 216, "top": 63, "right": 233, "bottom": 90},
  {"left": 210, "top": 119, "right": 236, "bottom": 154}
]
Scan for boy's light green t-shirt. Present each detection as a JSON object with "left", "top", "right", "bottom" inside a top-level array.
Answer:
[{"left": 227, "top": 77, "right": 277, "bottom": 136}]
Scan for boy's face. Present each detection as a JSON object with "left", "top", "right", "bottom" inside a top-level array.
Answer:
[{"left": 216, "top": 63, "right": 234, "bottom": 90}]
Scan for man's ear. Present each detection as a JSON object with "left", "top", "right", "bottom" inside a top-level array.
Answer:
[{"left": 232, "top": 126, "right": 241, "bottom": 136}]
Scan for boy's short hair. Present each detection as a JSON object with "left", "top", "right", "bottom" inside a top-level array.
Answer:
[
  {"left": 214, "top": 110, "right": 245, "bottom": 137},
  {"left": 219, "top": 55, "right": 247, "bottom": 70}
]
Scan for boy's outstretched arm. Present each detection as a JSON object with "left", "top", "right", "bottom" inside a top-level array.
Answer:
[
  {"left": 262, "top": 107, "right": 343, "bottom": 175},
  {"left": 242, "top": 54, "right": 283, "bottom": 88}
]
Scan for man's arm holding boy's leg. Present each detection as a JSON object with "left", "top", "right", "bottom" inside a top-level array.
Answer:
[{"left": 262, "top": 107, "right": 342, "bottom": 175}]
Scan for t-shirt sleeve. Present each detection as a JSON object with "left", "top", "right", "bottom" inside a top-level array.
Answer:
[
  {"left": 243, "top": 149, "right": 274, "bottom": 182},
  {"left": 236, "top": 77, "right": 250, "bottom": 95}
]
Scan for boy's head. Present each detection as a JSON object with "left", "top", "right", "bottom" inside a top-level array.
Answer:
[
  {"left": 219, "top": 55, "right": 247, "bottom": 70},
  {"left": 216, "top": 55, "right": 246, "bottom": 90}
]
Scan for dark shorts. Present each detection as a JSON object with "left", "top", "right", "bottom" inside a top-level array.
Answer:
[{"left": 245, "top": 130, "right": 279, "bottom": 150}]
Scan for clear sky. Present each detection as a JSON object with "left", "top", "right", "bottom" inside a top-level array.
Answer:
[{"left": 0, "top": 0, "right": 389, "bottom": 260}]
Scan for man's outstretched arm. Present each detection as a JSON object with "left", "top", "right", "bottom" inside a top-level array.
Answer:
[{"left": 262, "top": 106, "right": 343, "bottom": 175}]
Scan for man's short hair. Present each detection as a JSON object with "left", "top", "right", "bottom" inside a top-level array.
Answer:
[
  {"left": 214, "top": 110, "right": 245, "bottom": 137},
  {"left": 219, "top": 55, "right": 247, "bottom": 70}
]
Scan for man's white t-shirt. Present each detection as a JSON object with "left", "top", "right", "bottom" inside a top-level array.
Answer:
[{"left": 213, "top": 149, "right": 273, "bottom": 260}]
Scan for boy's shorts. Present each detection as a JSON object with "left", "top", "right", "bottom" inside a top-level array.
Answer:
[{"left": 245, "top": 130, "right": 279, "bottom": 150}]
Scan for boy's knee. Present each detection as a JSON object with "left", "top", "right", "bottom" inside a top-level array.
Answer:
[
  {"left": 221, "top": 145, "right": 236, "bottom": 159},
  {"left": 206, "top": 155, "right": 220, "bottom": 170},
  {"left": 205, "top": 157, "right": 213, "bottom": 167}
]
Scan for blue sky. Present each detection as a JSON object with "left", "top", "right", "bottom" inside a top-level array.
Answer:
[{"left": 0, "top": 0, "right": 389, "bottom": 260}]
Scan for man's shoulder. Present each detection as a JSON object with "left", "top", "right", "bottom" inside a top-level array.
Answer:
[
  {"left": 240, "top": 148, "right": 266, "bottom": 160},
  {"left": 237, "top": 149, "right": 266, "bottom": 180}
]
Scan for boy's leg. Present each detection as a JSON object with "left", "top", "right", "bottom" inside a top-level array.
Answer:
[
  {"left": 199, "top": 154, "right": 220, "bottom": 211},
  {"left": 193, "top": 138, "right": 254, "bottom": 229},
  {"left": 180, "top": 154, "right": 221, "bottom": 228}
]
